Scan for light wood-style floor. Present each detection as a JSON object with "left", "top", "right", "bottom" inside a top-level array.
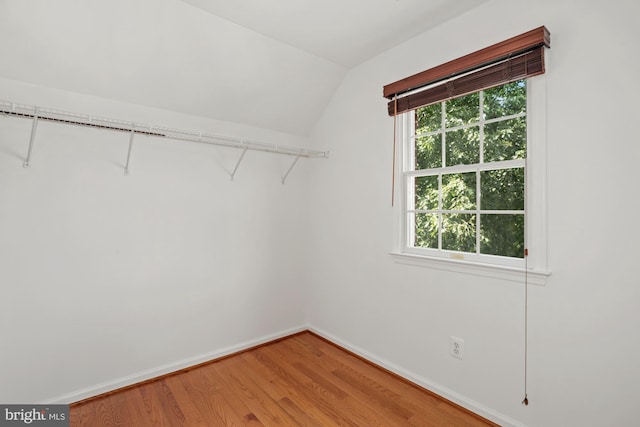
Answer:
[{"left": 70, "top": 332, "right": 497, "bottom": 426}]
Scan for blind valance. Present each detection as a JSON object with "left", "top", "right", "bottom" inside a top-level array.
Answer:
[{"left": 384, "top": 26, "right": 550, "bottom": 116}]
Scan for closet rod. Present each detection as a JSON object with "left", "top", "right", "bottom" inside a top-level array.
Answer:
[{"left": 0, "top": 100, "right": 328, "bottom": 159}]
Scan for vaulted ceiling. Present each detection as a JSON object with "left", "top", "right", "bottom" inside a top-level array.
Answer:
[{"left": 0, "top": 0, "right": 487, "bottom": 135}]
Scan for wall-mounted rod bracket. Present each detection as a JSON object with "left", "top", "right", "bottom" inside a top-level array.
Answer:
[
  {"left": 23, "top": 108, "right": 39, "bottom": 168},
  {"left": 230, "top": 145, "right": 248, "bottom": 181},
  {"left": 124, "top": 128, "right": 135, "bottom": 175},
  {"left": 282, "top": 154, "right": 301, "bottom": 184}
]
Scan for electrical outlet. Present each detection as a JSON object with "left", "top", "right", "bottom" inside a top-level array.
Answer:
[{"left": 450, "top": 336, "right": 464, "bottom": 360}]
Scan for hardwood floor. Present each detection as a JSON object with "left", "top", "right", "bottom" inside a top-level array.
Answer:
[{"left": 70, "top": 332, "right": 497, "bottom": 426}]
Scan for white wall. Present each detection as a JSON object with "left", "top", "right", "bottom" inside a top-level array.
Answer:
[
  {"left": 307, "top": 0, "right": 640, "bottom": 426},
  {"left": 0, "top": 77, "right": 311, "bottom": 403}
]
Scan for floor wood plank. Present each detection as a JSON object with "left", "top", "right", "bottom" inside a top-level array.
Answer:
[{"left": 69, "top": 332, "right": 498, "bottom": 426}]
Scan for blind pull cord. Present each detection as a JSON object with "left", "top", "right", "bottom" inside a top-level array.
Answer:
[
  {"left": 392, "top": 96, "right": 398, "bottom": 206},
  {"left": 522, "top": 247, "right": 529, "bottom": 406}
]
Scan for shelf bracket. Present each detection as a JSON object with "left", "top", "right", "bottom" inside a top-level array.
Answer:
[
  {"left": 23, "top": 108, "right": 39, "bottom": 168},
  {"left": 282, "top": 154, "right": 301, "bottom": 184},
  {"left": 230, "top": 146, "right": 248, "bottom": 181},
  {"left": 124, "top": 128, "right": 135, "bottom": 175}
]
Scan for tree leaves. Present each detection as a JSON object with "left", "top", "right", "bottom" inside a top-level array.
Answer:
[{"left": 411, "top": 81, "right": 526, "bottom": 257}]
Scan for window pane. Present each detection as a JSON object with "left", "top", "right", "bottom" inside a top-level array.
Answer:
[
  {"left": 442, "top": 214, "right": 476, "bottom": 253},
  {"left": 415, "top": 134, "right": 442, "bottom": 170},
  {"left": 480, "top": 214, "right": 524, "bottom": 258},
  {"left": 445, "top": 93, "right": 480, "bottom": 128},
  {"left": 415, "top": 176, "right": 438, "bottom": 210},
  {"left": 442, "top": 172, "right": 476, "bottom": 210},
  {"left": 446, "top": 127, "right": 479, "bottom": 166},
  {"left": 484, "top": 116, "right": 526, "bottom": 162},
  {"left": 416, "top": 103, "right": 441, "bottom": 134},
  {"left": 414, "top": 213, "right": 438, "bottom": 248},
  {"left": 483, "top": 80, "right": 526, "bottom": 120},
  {"left": 480, "top": 168, "right": 524, "bottom": 210}
]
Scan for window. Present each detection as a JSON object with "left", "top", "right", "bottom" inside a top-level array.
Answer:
[
  {"left": 402, "top": 80, "right": 527, "bottom": 268},
  {"left": 384, "top": 27, "right": 550, "bottom": 282}
]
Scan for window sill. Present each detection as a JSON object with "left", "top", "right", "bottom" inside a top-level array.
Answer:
[{"left": 389, "top": 252, "right": 550, "bottom": 286}]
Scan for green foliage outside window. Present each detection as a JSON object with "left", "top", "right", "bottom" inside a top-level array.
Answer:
[{"left": 412, "top": 81, "right": 526, "bottom": 258}]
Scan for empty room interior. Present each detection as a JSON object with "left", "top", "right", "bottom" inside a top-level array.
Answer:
[{"left": 1, "top": 0, "right": 638, "bottom": 426}]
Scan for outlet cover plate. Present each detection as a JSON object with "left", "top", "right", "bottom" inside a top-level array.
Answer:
[{"left": 450, "top": 336, "right": 464, "bottom": 360}]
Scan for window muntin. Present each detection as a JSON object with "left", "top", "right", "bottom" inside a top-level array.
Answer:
[{"left": 403, "top": 80, "right": 527, "bottom": 266}]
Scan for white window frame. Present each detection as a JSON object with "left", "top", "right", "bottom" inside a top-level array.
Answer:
[{"left": 391, "top": 75, "right": 549, "bottom": 285}]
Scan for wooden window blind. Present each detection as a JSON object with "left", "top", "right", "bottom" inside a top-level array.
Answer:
[{"left": 384, "top": 26, "right": 550, "bottom": 116}]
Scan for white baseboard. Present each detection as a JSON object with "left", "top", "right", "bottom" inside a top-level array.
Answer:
[
  {"left": 44, "top": 324, "right": 308, "bottom": 405},
  {"left": 307, "top": 326, "right": 525, "bottom": 427}
]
